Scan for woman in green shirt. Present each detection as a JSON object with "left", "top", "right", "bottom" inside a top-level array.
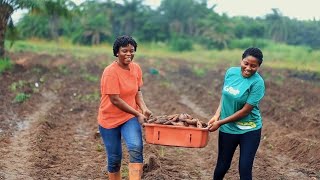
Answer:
[{"left": 208, "top": 47, "right": 265, "bottom": 180}]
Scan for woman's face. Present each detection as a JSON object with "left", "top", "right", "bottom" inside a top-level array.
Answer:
[
  {"left": 240, "top": 55, "right": 260, "bottom": 78},
  {"left": 117, "top": 44, "right": 135, "bottom": 66}
]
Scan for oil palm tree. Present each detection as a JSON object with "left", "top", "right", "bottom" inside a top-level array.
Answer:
[
  {"left": 0, "top": 0, "right": 74, "bottom": 58},
  {"left": 0, "top": 0, "right": 39, "bottom": 58},
  {"left": 266, "top": 8, "right": 288, "bottom": 42}
]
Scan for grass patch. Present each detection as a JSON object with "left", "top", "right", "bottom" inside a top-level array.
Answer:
[
  {"left": 0, "top": 57, "right": 13, "bottom": 74},
  {"left": 82, "top": 73, "right": 99, "bottom": 82},
  {"left": 10, "top": 80, "right": 27, "bottom": 92},
  {"left": 6, "top": 39, "right": 320, "bottom": 73},
  {"left": 192, "top": 66, "right": 207, "bottom": 77},
  {"left": 96, "top": 144, "right": 104, "bottom": 152},
  {"left": 13, "top": 93, "right": 31, "bottom": 103},
  {"left": 57, "top": 65, "right": 70, "bottom": 75},
  {"left": 78, "top": 91, "right": 100, "bottom": 102},
  {"left": 6, "top": 39, "right": 113, "bottom": 59}
]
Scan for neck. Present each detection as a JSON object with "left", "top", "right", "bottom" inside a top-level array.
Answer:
[{"left": 116, "top": 61, "right": 130, "bottom": 70}]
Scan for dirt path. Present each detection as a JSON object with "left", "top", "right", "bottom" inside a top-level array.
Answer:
[{"left": 0, "top": 90, "right": 57, "bottom": 179}]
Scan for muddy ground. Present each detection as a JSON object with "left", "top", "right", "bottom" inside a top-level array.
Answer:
[{"left": 0, "top": 52, "right": 319, "bottom": 180}]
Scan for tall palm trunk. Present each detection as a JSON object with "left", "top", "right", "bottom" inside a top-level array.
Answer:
[
  {"left": 50, "top": 13, "right": 59, "bottom": 41},
  {"left": 0, "top": 3, "right": 14, "bottom": 58}
]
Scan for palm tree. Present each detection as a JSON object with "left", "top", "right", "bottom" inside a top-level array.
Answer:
[
  {"left": 199, "top": 13, "right": 234, "bottom": 49},
  {"left": 0, "top": 0, "right": 74, "bottom": 58},
  {"left": 0, "top": 0, "right": 38, "bottom": 58},
  {"left": 266, "top": 8, "right": 288, "bottom": 42},
  {"left": 31, "top": 0, "right": 75, "bottom": 41}
]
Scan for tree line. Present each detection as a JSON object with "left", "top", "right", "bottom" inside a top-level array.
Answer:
[{"left": 1, "top": 0, "right": 320, "bottom": 58}]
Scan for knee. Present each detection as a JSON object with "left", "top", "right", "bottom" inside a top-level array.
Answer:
[{"left": 128, "top": 146, "right": 143, "bottom": 163}]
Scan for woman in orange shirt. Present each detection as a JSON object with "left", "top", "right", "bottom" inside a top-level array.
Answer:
[{"left": 98, "top": 35, "right": 152, "bottom": 180}]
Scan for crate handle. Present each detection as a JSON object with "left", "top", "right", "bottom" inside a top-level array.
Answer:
[
  {"left": 189, "top": 134, "right": 192, "bottom": 143},
  {"left": 157, "top": 131, "right": 160, "bottom": 140}
]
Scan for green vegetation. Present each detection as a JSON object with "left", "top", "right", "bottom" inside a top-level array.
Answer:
[
  {"left": 10, "top": 80, "right": 26, "bottom": 92},
  {"left": 121, "top": 166, "right": 129, "bottom": 179},
  {"left": 57, "top": 65, "right": 70, "bottom": 75},
  {"left": 95, "top": 144, "right": 103, "bottom": 152},
  {"left": 82, "top": 73, "right": 99, "bottom": 83},
  {"left": 2, "top": 0, "right": 320, "bottom": 52},
  {"left": 78, "top": 91, "right": 100, "bottom": 102},
  {"left": 13, "top": 93, "right": 31, "bottom": 103},
  {"left": 1, "top": 0, "right": 320, "bottom": 64},
  {"left": 5, "top": 39, "right": 320, "bottom": 73},
  {"left": 0, "top": 57, "right": 13, "bottom": 74},
  {"left": 192, "top": 66, "right": 207, "bottom": 77},
  {"left": 1, "top": 0, "right": 320, "bottom": 74}
]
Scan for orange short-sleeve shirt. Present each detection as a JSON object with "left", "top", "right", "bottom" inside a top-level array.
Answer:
[{"left": 98, "top": 61, "right": 143, "bottom": 129}]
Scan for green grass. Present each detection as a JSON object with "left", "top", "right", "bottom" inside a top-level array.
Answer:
[
  {"left": 10, "top": 80, "right": 27, "bottom": 92},
  {"left": 13, "top": 93, "right": 30, "bottom": 103},
  {"left": 5, "top": 39, "right": 320, "bottom": 73},
  {"left": 6, "top": 39, "right": 113, "bottom": 59},
  {"left": 0, "top": 57, "right": 13, "bottom": 73}
]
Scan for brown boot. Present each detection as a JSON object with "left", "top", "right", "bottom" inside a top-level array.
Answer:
[
  {"left": 129, "top": 163, "right": 143, "bottom": 180},
  {"left": 108, "top": 171, "right": 121, "bottom": 180}
]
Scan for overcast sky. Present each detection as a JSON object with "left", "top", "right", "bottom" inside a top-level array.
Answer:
[
  {"left": 12, "top": 0, "right": 320, "bottom": 23},
  {"left": 141, "top": 0, "right": 320, "bottom": 20}
]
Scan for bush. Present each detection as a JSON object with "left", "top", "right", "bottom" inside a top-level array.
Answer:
[
  {"left": 229, "top": 38, "right": 270, "bottom": 49},
  {"left": 0, "top": 57, "right": 13, "bottom": 74},
  {"left": 169, "top": 37, "right": 193, "bottom": 52}
]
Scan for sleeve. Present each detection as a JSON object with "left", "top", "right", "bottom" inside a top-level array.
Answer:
[
  {"left": 136, "top": 64, "right": 143, "bottom": 87},
  {"left": 246, "top": 79, "right": 265, "bottom": 106},
  {"left": 101, "top": 72, "right": 120, "bottom": 95},
  {"left": 222, "top": 68, "right": 231, "bottom": 91}
]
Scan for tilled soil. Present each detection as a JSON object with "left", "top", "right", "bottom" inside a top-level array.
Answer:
[{"left": 0, "top": 52, "right": 319, "bottom": 180}]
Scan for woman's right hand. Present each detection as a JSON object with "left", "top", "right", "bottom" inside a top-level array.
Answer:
[{"left": 137, "top": 113, "right": 147, "bottom": 124}]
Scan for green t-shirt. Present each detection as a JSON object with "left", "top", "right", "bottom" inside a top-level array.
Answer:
[{"left": 219, "top": 67, "right": 265, "bottom": 134}]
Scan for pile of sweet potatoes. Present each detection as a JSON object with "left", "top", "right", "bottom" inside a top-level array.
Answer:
[{"left": 146, "top": 113, "right": 208, "bottom": 128}]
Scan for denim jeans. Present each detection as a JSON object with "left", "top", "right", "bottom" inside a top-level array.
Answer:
[
  {"left": 99, "top": 117, "right": 143, "bottom": 173},
  {"left": 213, "top": 129, "right": 261, "bottom": 180}
]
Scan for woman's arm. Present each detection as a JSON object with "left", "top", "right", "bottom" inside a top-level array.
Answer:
[
  {"left": 109, "top": 94, "right": 147, "bottom": 123},
  {"left": 208, "top": 103, "right": 253, "bottom": 132},
  {"left": 135, "top": 89, "right": 152, "bottom": 118}
]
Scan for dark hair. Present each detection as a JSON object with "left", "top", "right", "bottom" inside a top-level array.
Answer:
[
  {"left": 242, "top": 47, "right": 263, "bottom": 65},
  {"left": 113, "top": 35, "right": 137, "bottom": 57}
]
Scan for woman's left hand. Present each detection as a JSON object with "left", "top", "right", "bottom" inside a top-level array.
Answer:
[{"left": 208, "top": 121, "right": 220, "bottom": 132}]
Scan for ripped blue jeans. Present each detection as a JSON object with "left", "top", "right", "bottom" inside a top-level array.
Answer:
[{"left": 99, "top": 117, "right": 143, "bottom": 173}]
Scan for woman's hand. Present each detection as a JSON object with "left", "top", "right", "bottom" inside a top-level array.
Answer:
[
  {"left": 208, "top": 115, "right": 220, "bottom": 132},
  {"left": 208, "top": 121, "right": 220, "bottom": 132},
  {"left": 137, "top": 113, "right": 147, "bottom": 124},
  {"left": 142, "top": 108, "right": 153, "bottom": 119}
]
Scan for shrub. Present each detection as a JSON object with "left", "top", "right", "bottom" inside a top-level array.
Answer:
[
  {"left": 0, "top": 57, "right": 13, "bottom": 74},
  {"left": 13, "top": 93, "right": 31, "bottom": 103},
  {"left": 169, "top": 37, "right": 193, "bottom": 52},
  {"left": 229, "top": 38, "right": 269, "bottom": 49}
]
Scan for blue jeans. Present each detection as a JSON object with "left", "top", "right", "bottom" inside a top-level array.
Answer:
[
  {"left": 213, "top": 129, "right": 261, "bottom": 180},
  {"left": 99, "top": 117, "right": 143, "bottom": 173}
]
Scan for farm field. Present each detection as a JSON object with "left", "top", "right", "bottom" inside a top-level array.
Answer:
[{"left": 0, "top": 51, "right": 319, "bottom": 180}]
